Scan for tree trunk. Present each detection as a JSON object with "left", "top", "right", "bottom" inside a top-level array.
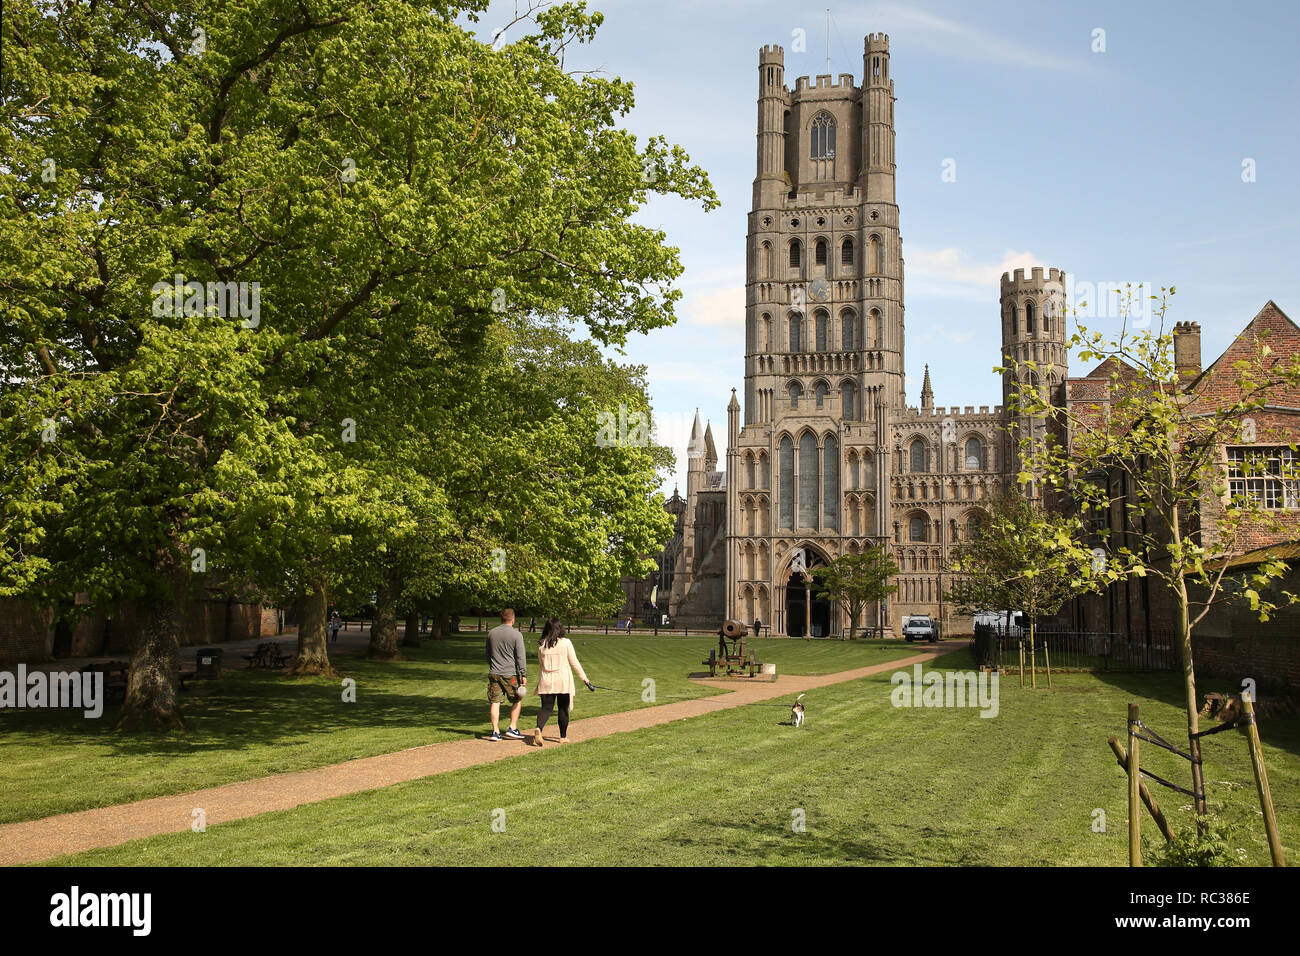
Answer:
[
  {"left": 1176, "top": 578, "right": 1208, "bottom": 821},
  {"left": 290, "top": 581, "right": 334, "bottom": 676},
  {"left": 402, "top": 610, "right": 422, "bottom": 648},
  {"left": 367, "top": 577, "right": 401, "bottom": 660},
  {"left": 116, "top": 571, "right": 186, "bottom": 732}
]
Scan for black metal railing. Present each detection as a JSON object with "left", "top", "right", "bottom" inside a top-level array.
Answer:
[{"left": 990, "top": 628, "right": 1178, "bottom": 672}]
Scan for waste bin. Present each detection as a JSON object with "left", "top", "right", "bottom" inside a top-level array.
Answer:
[{"left": 196, "top": 647, "right": 223, "bottom": 679}]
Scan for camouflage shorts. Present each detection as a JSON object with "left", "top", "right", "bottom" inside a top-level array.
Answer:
[{"left": 487, "top": 674, "right": 524, "bottom": 704}]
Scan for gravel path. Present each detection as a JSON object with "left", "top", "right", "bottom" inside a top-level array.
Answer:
[{"left": 1, "top": 645, "right": 952, "bottom": 864}]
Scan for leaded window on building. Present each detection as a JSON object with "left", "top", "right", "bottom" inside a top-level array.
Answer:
[
  {"left": 1227, "top": 447, "right": 1300, "bottom": 509},
  {"left": 810, "top": 113, "right": 836, "bottom": 159}
]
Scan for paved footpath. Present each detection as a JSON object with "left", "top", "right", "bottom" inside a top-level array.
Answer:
[{"left": 1, "top": 644, "right": 951, "bottom": 865}]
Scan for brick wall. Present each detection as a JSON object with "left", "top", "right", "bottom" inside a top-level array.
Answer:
[
  {"left": 0, "top": 598, "right": 54, "bottom": 665},
  {"left": 0, "top": 597, "right": 269, "bottom": 664}
]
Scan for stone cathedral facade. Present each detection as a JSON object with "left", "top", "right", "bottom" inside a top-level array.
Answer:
[{"left": 631, "top": 35, "right": 1068, "bottom": 637}]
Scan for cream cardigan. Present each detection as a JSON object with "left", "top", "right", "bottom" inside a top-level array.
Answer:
[{"left": 533, "top": 637, "right": 589, "bottom": 705}]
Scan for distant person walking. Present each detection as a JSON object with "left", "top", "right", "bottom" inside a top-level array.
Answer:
[
  {"left": 528, "top": 619, "right": 592, "bottom": 747},
  {"left": 486, "top": 609, "right": 527, "bottom": 742},
  {"left": 328, "top": 610, "right": 342, "bottom": 643}
]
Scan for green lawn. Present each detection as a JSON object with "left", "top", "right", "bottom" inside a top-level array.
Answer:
[
  {"left": 0, "top": 634, "right": 917, "bottom": 825},
  {"left": 44, "top": 650, "right": 1300, "bottom": 866}
]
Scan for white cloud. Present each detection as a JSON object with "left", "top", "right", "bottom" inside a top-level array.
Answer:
[
  {"left": 685, "top": 284, "right": 745, "bottom": 327},
  {"left": 864, "top": 4, "right": 1093, "bottom": 74},
  {"left": 908, "top": 246, "right": 1044, "bottom": 291}
]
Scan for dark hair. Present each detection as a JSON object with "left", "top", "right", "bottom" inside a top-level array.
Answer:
[{"left": 539, "top": 617, "right": 565, "bottom": 649}]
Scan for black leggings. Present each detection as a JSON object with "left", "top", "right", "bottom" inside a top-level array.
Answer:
[{"left": 536, "top": 693, "right": 571, "bottom": 737}]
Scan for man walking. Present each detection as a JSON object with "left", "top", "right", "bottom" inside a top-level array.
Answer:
[{"left": 486, "top": 608, "right": 527, "bottom": 741}]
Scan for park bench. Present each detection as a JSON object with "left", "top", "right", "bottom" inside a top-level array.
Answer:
[
  {"left": 242, "top": 642, "right": 291, "bottom": 669},
  {"left": 80, "top": 660, "right": 129, "bottom": 701}
]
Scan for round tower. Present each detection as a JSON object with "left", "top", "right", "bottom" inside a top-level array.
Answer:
[
  {"left": 1000, "top": 266, "right": 1069, "bottom": 487},
  {"left": 860, "top": 33, "right": 896, "bottom": 203},
  {"left": 755, "top": 45, "right": 787, "bottom": 208}
]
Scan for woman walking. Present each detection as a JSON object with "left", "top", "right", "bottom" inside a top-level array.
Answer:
[{"left": 529, "top": 618, "right": 592, "bottom": 747}]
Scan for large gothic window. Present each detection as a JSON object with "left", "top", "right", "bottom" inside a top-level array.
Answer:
[
  {"left": 789, "top": 313, "right": 802, "bottom": 352},
  {"left": 909, "top": 515, "right": 927, "bottom": 542},
  {"left": 814, "top": 310, "right": 828, "bottom": 351},
  {"left": 823, "top": 435, "right": 840, "bottom": 530},
  {"left": 841, "top": 310, "right": 855, "bottom": 350},
  {"left": 964, "top": 437, "right": 984, "bottom": 471},
  {"left": 798, "top": 432, "right": 819, "bottom": 528},
  {"left": 779, "top": 436, "right": 795, "bottom": 530},
  {"left": 909, "top": 438, "right": 926, "bottom": 473},
  {"left": 810, "top": 113, "right": 836, "bottom": 159}
]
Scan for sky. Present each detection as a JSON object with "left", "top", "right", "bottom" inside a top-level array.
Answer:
[{"left": 471, "top": 0, "right": 1300, "bottom": 495}]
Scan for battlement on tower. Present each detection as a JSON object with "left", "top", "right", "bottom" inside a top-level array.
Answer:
[
  {"left": 1001, "top": 266, "right": 1064, "bottom": 288},
  {"left": 896, "top": 405, "right": 1005, "bottom": 420},
  {"left": 864, "top": 33, "right": 889, "bottom": 50},
  {"left": 793, "top": 73, "right": 858, "bottom": 93},
  {"left": 759, "top": 44, "right": 784, "bottom": 63}
]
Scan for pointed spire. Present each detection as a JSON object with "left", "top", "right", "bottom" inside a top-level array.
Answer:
[
  {"left": 727, "top": 387, "right": 740, "bottom": 412},
  {"left": 687, "top": 408, "right": 705, "bottom": 459},
  {"left": 704, "top": 421, "right": 717, "bottom": 462},
  {"left": 920, "top": 364, "right": 934, "bottom": 410}
]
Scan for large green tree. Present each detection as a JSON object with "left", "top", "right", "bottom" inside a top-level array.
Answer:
[
  {"left": 0, "top": 0, "right": 714, "bottom": 727},
  {"left": 812, "top": 547, "right": 899, "bottom": 640}
]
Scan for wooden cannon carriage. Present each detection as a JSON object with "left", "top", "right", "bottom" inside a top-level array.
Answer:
[{"left": 702, "top": 619, "right": 763, "bottom": 678}]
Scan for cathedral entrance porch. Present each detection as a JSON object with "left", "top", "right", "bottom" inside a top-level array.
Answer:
[{"left": 781, "top": 548, "right": 833, "bottom": 637}]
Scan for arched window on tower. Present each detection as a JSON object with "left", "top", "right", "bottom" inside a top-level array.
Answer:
[
  {"left": 798, "top": 432, "right": 819, "bottom": 528},
  {"left": 761, "top": 312, "right": 771, "bottom": 351},
  {"left": 789, "top": 239, "right": 802, "bottom": 271},
  {"left": 814, "top": 382, "right": 828, "bottom": 408},
  {"left": 909, "top": 514, "right": 927, "bottom": 542},
  {"left": 841, "top": 237, "right": 854, "bottom": 269},
  {"left": 760, "top": 241, "right": 771, "bottom": 279},
  {"left": 815, "top": 238, "right": 828, "bottom": 269},
  {"left": 966, "top": 514, "right": 983, "bottom": 540},
  {"left": 814, "top": 310, "right": 828, "bottom": 351},
  {"left": 810, "top": 113, "right": 836, "bottom": 159},
  {"left": 779, "top": 436, "right": 795, "bottom": 530},
  {"left": 1026, "top": 301, "right": 1036, "bottom": 335},
  {"left": 870, "top": 308, "right": 882, "bottom": 347},
  {"left": 841, "top": 310, "right": 855, "bottom": 350},
  {"left": 964, "top": 437, "right": 984, "bottom": 471},
  {"left": 841, "top": 381, "right": 857, "bottom": 422},
  {"left": 823, "top": 435, "right": 840, "bottom": 530},
  {"left": 788, "top": 381, "right": 803, "bottom": 409},
  {"left": 909, "top": 439, "right": 926, "bottom": 474},
  {"left": 869, "top": 235, "right": 882, "bottom": 275},
  {"left": 789, "top": 313, "right": 803, "bottom": 352}
]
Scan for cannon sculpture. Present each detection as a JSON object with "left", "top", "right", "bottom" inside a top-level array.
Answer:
[{"left": 702, "top": 619, "right": 763, "bottom": 678}]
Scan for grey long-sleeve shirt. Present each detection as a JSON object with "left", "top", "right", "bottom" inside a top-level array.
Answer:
[{"left": 486, "top": 624, "right": 527, "bottom": 679}]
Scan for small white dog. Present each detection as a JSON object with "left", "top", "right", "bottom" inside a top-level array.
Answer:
[{"left": 791, "top": 693, "right": 806, "bottom": 727}]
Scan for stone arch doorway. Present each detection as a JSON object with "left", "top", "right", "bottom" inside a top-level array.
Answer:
[{"left": 785, "top": 548, "right": 832, "bottom": 638}]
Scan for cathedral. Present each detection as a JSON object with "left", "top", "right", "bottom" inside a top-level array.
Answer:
[{"left": 628, "top": 35, "right": 1068, "bottom": 637}]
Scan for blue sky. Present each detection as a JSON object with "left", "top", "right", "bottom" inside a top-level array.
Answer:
[{"left": 474, "top": 0, "right": 1300, "bottom": 494}]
